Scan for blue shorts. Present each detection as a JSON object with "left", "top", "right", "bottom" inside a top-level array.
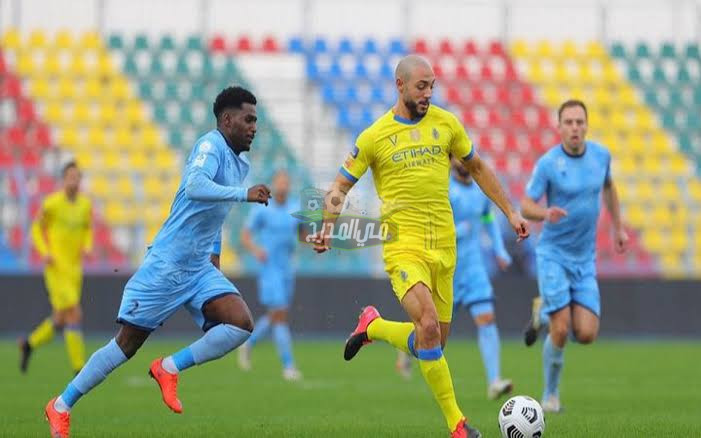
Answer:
[
  {"left": 453, "top": 266, "right": 494, "bottom": 317},
  {"left": 536, "top": 255, "right": 600, "bottom": 317},
  {"left": 117, "top": 252, "right": 239, "bottom": 331},
  {"left": 257, "top": 269, "right": 294, "bottom": 309}
]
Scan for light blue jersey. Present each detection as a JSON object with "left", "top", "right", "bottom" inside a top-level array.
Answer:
[
  {"left": 118, "top": 129, "right": 251, "bottom": 331},
  {"left": 244, "top": 198, "right": 298, "bottom": 309},
  {"left": 450, "top": 176, "right": 510, "bottom": 315},
  {"left": 526, "top": 141, "right": 611, "bottom": 317}
]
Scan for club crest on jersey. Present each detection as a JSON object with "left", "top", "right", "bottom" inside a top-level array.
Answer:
[
  {"left": 432, "top": 128, "right": 439, "bottom": 140},
  {"left": 410, "top": 129, "right": 421, "bottom": 141},
  {"left": 350, "top": 145, "right": 359, "bottom": 158},
  {"left": 400, "top": 270, "right": 408, "bottom": 281}
]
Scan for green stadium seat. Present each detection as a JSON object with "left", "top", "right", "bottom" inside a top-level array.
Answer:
[
  {"left": 138, "top": 82, "right": 153, "bottom": 100},
  {"left": 660, "top": 42, "right": 676, "bottom": 59},
  {"left": 190, "top": 83, "right": 206, "bottom": 101},
  {"left": 186, "top": 35, "right": 203, "bottom": 51},
  {"left": 684, "top": 112, "right": 700, "bottom": 131},
  {"left": 150, "top": 57, "right": 164, "bottom": 76},
  {"left": 153, "top": 104, "right": 167, "bottom": 124},
  {"left": 685, "top": 43, "right": 700, "bottom": 60},
  {"left": 169, "top": 130, "right": 183, "bottom": 148},
  {"left": 627, "top": 65, "right": 642, "bottom": 82},
  {"left": 164, "top": 83, "right": 179, "bottom": 100},
  {"left": 677, "top": 67, "right": 691, "bottom": 83},
  {"left": 610, "top": 42, "right": 626, "bottom": 59},
  {"left": 661, "top": 112, "right": 676, "bottom": 130},
  {"left": 693, "top": 87, "right": 701, "bottom": 107},
  {"left": 635, "top": 42, "right": 651, "bottom": 58},
  {"left": 644, "top": 89, "right": 659, "bottom": 108},
  {"left": 651, "top": 66, "right": 667, "bottom": 84},
  {"left": 123, "top": 56, "right": 138, "bottom": 75},
  {"left": 133, "top": 34, "right": 149, "bottom": 51},
  {"left": 668, "top": 89, "right": 685, "bottom": 108},
  {"left": 108, "top": 34, "right": 124, "bottom": 50},
  {"left": 159, "top": 35, "right": 176, "bottom": 51}
]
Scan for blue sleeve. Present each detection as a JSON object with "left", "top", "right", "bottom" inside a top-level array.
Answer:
[
  {"left": 525, "top": 157, "right": 548, "bottom": 201},
  {"left": 184, "top": 141, "right": 247, "bottom": 202},
  {"left": 211, "top": 228, "right": 222, "bottom": 255}
]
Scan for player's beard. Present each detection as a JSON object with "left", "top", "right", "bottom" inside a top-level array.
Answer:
[{"left": 404, "top": 97, "right": 428, "bottom": 120}]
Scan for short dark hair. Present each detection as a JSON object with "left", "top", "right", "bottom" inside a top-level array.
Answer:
[
  {"left": 558, "top": 99, "right": 587, "bottom": 121},
  {"left": 62, "top": 160, "right": 78, "bottom": 177},
  {"left": 213, "top": 86, "right": 256, "bottom": 120}
]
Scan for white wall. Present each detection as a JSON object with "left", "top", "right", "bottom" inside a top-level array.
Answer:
[{"left": 1, "top": 0, "right": 699, "bottom": 43}]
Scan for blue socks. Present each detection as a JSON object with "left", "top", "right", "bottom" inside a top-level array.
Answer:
[
  {"left": 272, "top": 323, "right": 294, "bottom": 369},
  {"left": 59, "top": 338, "right": 128, "bottom": 409},
  {"left": 169, "top": 323, "right": 251, "bottom": 372},
  {"left": 542, "top": 334, "right": 564, "bottom": 399},
  {"left": 477, "top": 323, "right": 501, "bottom": 384},
  {"left": 247, "top": 315, "right": 271, "bottom": 347}
]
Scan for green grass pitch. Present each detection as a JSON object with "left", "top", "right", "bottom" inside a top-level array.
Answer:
[{"left": 1, "top": 338, "right": 698, "bottom": 437}]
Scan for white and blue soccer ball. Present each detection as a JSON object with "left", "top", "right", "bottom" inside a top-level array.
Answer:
[{"left": 498, "top": 396, "right": 545, "bottom": 438}]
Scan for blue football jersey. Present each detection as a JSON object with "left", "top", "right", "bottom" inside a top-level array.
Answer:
[
  {"left": 525, "top": 141, "right": 611, "bottom": 263},
  {"left": 244, "top": 197, "right": 298, "bottom": 272},
  {"left": 149, "top": 129, "right": 250, "bottom": 269}
]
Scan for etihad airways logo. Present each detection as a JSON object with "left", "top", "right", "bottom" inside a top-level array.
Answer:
[{"left": 391, "top": 145, "right": 443, "bottom": 162}]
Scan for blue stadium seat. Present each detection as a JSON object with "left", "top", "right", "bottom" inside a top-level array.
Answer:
[
  {"left": 362, "top": 38, "right": 378, "bottom": 54},
  {"left": 328, "top": 60, "right": 343, "bottom": 80},
  {"left": 379, "top": 62, "right": 394, "bottom": 80},
  {"left": 354, "top": 61, "right": 369, "bottom": 80},
  {"left": 306, "top": 59, "right": 321, "bottom": 82},
  {"left": 321, "top": 83, "right": 336, "bottom": 104},
  {"left": 338, "top": 38, "right": 354, "bottom": 54},
  {"left": 344, "top": 85, "right": 359, "bottom": 104},
  {"left": 313, "top": 38, "right": 328, "bottom": 53},
  {"left": 288, "top": 37, "right": 304, "bottom": 54},
  {"left": 388, "top": 38, "right": 406, "bottom": 55}
]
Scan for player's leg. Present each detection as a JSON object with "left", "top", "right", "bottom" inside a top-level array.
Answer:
[
  {"left": 20, "top": 271, "right": 63, "bottom": 372},
  {"left": 570, "top": 263, "right": 601, "bottom": 345},
  {"left": 471, "top": 302, "right": 512, "bottom": 400},
  {"left": 537, "top": 257, "right": 572, "bottom": 412},
  {"left": 270, "top": 307, "right": 301, "bottom": 380},
  {"left": 237, "top": 308, "right": 269, "bottom": 371},
  {"left": 246, "top": 276, "right": 274, "bottom": 349},
  {"left": 62, "top": 305, "right": 86, "bottom": 374}
]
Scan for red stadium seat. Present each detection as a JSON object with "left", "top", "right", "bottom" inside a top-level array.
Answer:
[
  {"left": 208, "top": 35, "right": 226, "bottom": 52},
  {"left": 9, "top": 225, "right": 23, "bottom": 249},
  {"left": 413, "top": 39, "right": 428, "bottom": 54},
  {"left": 505, "top": 132, "right": 518, "bottom": 150},
  {"left": 95, "top": 225, "right": 112, "bottom": 246},
  {"left": 236, "top": 36, "right": 252, "bottom": 52},
  {"left": 438, "top": 39, "right": 454, "bottom": 55},
  {"left": 520, "top": 86, "right": 535, "bottom": 105},
  {"left": 496, "top": 85, "right": 509, "bottom": 105},
  {"left": 462, "top": 108, "right": 477, "bottom": 126},
  {"left": 445, "top": 86, "right": 462, "bottom": 104},
  {"left": 0, "top": 147, "right": 12, "bottom": 168},
  {"left": 537, "top": 107, "right": 552, "bottom": 128},
  {"left": 27, "top": 123, "right": 52, "bottom": 149},
  {"left": 37, "top": 174, "right": 55, "bottom": 194},
  {"left": 503, "top": 62, "right": 518, "bottom": 83},
  {"left": 487, "top": 108, "right": 502, "bottom": 126},
  {"left": 0, "top": 53, "right": 6, "bottom": 75},
  {"left": 7, "top": 126, "right": 26, "bottom": 148},
  {"left": 21, "top": 148, "right": 40, "bottom": 168},
  {"left": 262, "top": 36, "right": 279, "bottom": 52},
  {"left": 493, "top": 156, "right": 508, "bottom": 173},
  {"left": 528, "top": 133, "right": 544, "bottom": 152},
  {"left": 0, "top": 74, "right": 21, "bottom": 98},
  {"left": 16, "top": 98, "right": 36, "bottom": 125},
  {"left": 455, "top": 64, "right": 470, "bottom": 81},
  {"left": 469, "top": 87, "right": 485, "bottom": 104},
  {"left": 432, "top": 64, "right": 444, "bottom": 79},
  {"left": 480, "top": 64, "right": 494, "bottom": 81},
  {"left": 463, "top": 40, "right": 478, "bottom": 56},
  {"left": 489, "top": 41, "right": 505, "bottom": 57},
  {"left": 510, "top": 109, "right": 527, "bottom": 129}
]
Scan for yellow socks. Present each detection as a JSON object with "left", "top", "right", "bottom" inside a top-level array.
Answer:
[
  {"left": 28, "top": 317, "right": 55, "bottom": 348},
  {"left": 64, "top": 326, "right": 86, "bottom": 372},
  {"left": 418, "top": 348, "right": 464, "bottom": 430},
  {"left": 367, "top": 318, "right": 415, "bottom": 354}
]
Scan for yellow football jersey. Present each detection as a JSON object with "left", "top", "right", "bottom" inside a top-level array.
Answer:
[
  {"left": 31, "top": 191, "right": 93, "bottom": 268},
  {"left": 341, "top": 105, "right": 473, "bottom": 250}
]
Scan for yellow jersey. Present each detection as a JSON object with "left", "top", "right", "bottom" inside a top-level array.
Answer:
[
  {"left": 341, "top": 105, "right": 473, "bottom": 250},
  {"left": 31, "top": 191, "right": 93, "bottom": 269}
]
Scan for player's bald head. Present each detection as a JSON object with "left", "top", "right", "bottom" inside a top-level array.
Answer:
[{"left": 395, "top": 55, "right": 433, "bottom": 81}]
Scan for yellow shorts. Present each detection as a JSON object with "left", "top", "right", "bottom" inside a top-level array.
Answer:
[
  {"left": 44, "top": 267, "right": 82, "bottom": 311},
  {"left": 383, "top": 246, "right": 456, "bottom": 323}
]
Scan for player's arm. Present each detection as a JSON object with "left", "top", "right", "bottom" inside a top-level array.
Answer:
[
  {"left": 240, "top": 207, "right": 267, "bottom": 262},
  {"left": 521, "top": 158, "right": 567, "bottom": 223},
  {"left": 30, "top": 199, "right": 51, "bottom": 264},
  {"left": 602, "top": 161, "right": 628, "bottom": 253},
  {"left": 482, "top": 208, "right": 512, "bottom": 270},
  {"left": 462, "top": 153, "right": 528, "bottom": 240},
  {"left": 211, "top": 228, "right": 221, "bottom": 269},
  {"left": 185, "top": 141, "right": 270, "bottom": 204}
]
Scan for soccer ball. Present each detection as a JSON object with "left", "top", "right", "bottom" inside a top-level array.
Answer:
[
  {"left": 307, "top": 199, "right": 320, "bottom": 211},
  {"left": 498, "top": 396, "right": 545, "bottom": 438}
]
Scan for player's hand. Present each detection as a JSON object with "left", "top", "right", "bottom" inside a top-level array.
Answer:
[
  {"left": 496, "top": 256, "right": 511, "bottom": 271},
  {"left": 210, "top": 253, "right": 220, "bottom": 269},
  {"left": 614, "top": 227, "right": 629, "bottom": 254},
  {"left": 312, "top": 223, "right": 332, "bottom": 254},
  {"left": 43, "top": 255, "right": 53, "bottom": 266},
  {"left": 254, "top": 248, "right": 267, "bottom": 263},
  {"left": 545, "top": 207, "right": 567, "bottom": 223},
  {"left": 247, "top": 184, "right": 271, "bottom": 205},
  {"left": 508, "top": 211, "right": 530, "bottom": 242}
]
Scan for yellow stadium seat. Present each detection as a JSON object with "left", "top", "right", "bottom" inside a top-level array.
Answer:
[
  {"left": 69, "top": 55, "right": 88, "bottom": 78},
  {"left": 659, "top": 252, "right": 684, "bottom": 277},
  {"left": 660, "top": 181, "right": 681, "bottom": 202},
  {"left": 97, "top": 53, "right": 115, "bottom": 76},
  {"left": 588, "top": 110, "right": 604, "bottom": 131},
  {"left": 627, "top": 134, "right": 646, "bottom": 155},
  {"left": 57, "top": 77, "right": 77, "bottom": 100},
  {"left": 2, "top": 28, "right": 21, "bottom": 49},
  {"left": 618, "top": 86, "right": 637, "bottom": 108},
  {"left": 688, "top": 181, "right": 701, "bottom": 202},
  {"left": 602, "top": 62, "right": 621, "bottom": 85},
  {"left": 668, "top": 156, "right": 691, "bottom": 176},
  {"left": 553, "top": 63, "right": 572, "bottom": 84},
  {"left": 616, "top": 156, "right": 636, "bottom": 176},
  {"left": 16, "top": 53, "right": 35, "bottom": 76},
  {"left": 584, "top": 41, "right": 605, "bottom": 59},
  {"left": 109, "top": 78, "right": 131, "bottom": 102},
  {"left": 74, "top": 150, "right": 93, "bottom": 168},
  {"left": 651, "top": 205, "right": 673, "bottom": 228},
  {"left": 90, "top": 174, "right": 110, "bottom": 198},
  {"left": 115, "top": 175, "right": 135, "bottom": 198},
  {"left": 29, "top": 78, "right": 50, "bottom": 100},
  {"left": 568, "top": 86, "right": 586, "bottom": 101},
  {"left": 104, "top": 201, "right": 132, "bottom": 225},
  {"left": 102, "top": 151, "right": 122, "bottom": 170},
  {"left": 87, "top": 127, "right": 106, "bottom": 148},
  {"left": 45, "top": 102, "right": 65, "bottom": 124},
  {"left": 535, "top": 40, "right": 554, "bottom": 58},
  {"left": 610, "top": 112, "right": 627, "bottom": 131},
  {"left": 510, "top": 39, "right": 529, "bottom": 58},
  {"left": 42, "top": 54, "right": 62, "bottom": 77},
  {"left": 53, "top": 30, "right": 74, "bottom": 50},
  {"left": 27, "top": 29, "right": 48, "bottom": 49},
  {"left": 58, "top": 126, "right": 78, "bottom": 147},
  {"left": 527, "top": 61, "right": 546, "bottom": 83},
  {"left": 78, "top": 31, "right": 101, "bottom": 50},
  {"left": 593, "top": 86, "right": 612, "bottom": 108},
  {"left": 695, "top": 232, "right": 701, "bottom": 251},
  {"left": 144, "top": 203, "right": 167, "bottom": 227},
  {"left": 155, "top": 150, "right": 178, "bottom": 170},
  {"left": 578, "top": 62, "right": 595, "bottom": 84},
  {"left": 635, "top": 109, "right": 655, "bottom": 132},
  {"left": 99, "top": 103, "right": 117, "bottom": 126},
  {"left": 636, "top": 180, "right": 655, "bottom": 203},
  {"left": 129, "top": 151, "right": 149, "bottom": 171},
  {"left": 541, "top": 85, "right": 561, "bottom": 107},
  {"left": 114, "top": 127, "right": 133, "bottom": 148},
  {"left": 560, "top": 40, "right": 578, "bottom": 58},
  {"left": 669, "top": 230, "right": 688, "bottom": 253},
  {"left": 143, "top": 176, "right": 164, "bottom": 200},
  {"left": 141, "top": 125, "right": 162, "bottom": 150},
  {"left": 84, "top": 78, "right": 101, "bottom": 100},
  {"left": 125, "top": 101, "right": 145, "bottom": 124},
  {"left": 642, "top": 228, "right": 664, "bottom": 252},
  {"left": 652, "top": 132, "right": 672, "bottom": 153},
  {"left": 73, "top": 101, "right": 91, "bottom": 125},
  {"left": 641, "top": 156, "right": 663, "bottom": 176}
]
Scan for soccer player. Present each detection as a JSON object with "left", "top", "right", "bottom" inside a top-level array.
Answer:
[
  {"left": 520, "top": 100, "right": 628, "bottom": 413},
  {"left": 238, "top": 169, "right": 302, "bottom": 381},
  {"left": 45, "top": 87, "right": 272, "bottom": 438},
  {"left": 19, "top": 161, "right": 92, "bottom": 375},
  {"left": 314, "top": 55, "right": 529, "bottom": 438},
  {"left": 396, "top": 159, "right": 515, "bottom": 402}
]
